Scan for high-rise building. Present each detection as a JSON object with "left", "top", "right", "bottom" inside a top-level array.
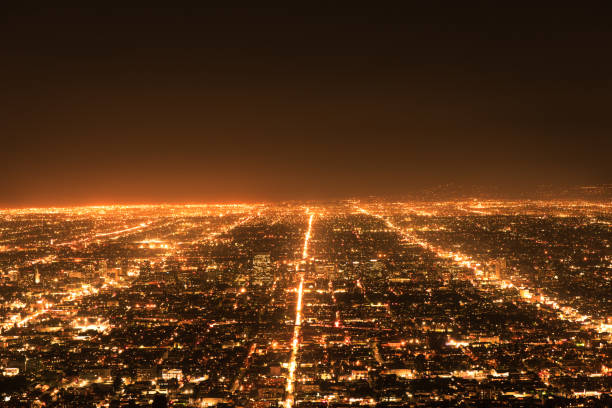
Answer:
[
  {"left": 491, "top": 258, "right": 506, "bottom": 280},
  {"left": 99, "top": 260, "right": 108, "bottom": 279},
  {"left": 140, "top": 260, "right": 152, "bottom": 278},
  {"left": 252, "top": 253, "right": 273, "bottom": 285},
  {"left": 314, "top": 263, "right": 336, "bottom": 280},
  {"left": 83, "top": 264, "right": 95, "bottom": 280}
]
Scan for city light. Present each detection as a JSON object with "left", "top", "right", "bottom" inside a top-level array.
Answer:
[
  {"left": 285, "top": 210, "right": 313, "bottom": 408},
  {"left": 0, "top": 200, "right": 610, "bottom": 405}
]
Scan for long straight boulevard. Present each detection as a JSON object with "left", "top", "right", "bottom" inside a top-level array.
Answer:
[{"left": 284, "top": 211, "right": 314, "bottom": 408}]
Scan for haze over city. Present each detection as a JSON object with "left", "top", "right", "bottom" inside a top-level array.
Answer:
[{"left": 1, "top": 5, "right": 611, "bottom": 207}]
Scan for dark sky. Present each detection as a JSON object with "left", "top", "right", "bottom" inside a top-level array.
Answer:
[{"left": 1, "top": 5, "right": 611, "bottom": 206}]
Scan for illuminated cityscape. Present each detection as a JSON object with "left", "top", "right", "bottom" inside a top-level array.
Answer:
[
  {"left": 2, "top": 4, "right": 612, "bottom": 407},
  {"left": 0, "top": 200, "right": 610, "bottom": 407}
]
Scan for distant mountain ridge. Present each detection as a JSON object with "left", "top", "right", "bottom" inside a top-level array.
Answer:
[{"left": 388, "top": 184, "right": 612, "bottom": 201}]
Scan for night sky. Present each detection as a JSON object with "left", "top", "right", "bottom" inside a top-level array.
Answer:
[{"left": 1, "top": 5, "right": 611, "bottom": 206}]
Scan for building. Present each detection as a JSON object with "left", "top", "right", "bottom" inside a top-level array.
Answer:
[
  {"left": 489, "top": 258, "right": 506, "bottom": 280},
  {"left": 99, "top": 260, "right": 108, "bottom": 279},
  {"left": 252, "top": 253, "right": 273, "bottom": 285}
]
